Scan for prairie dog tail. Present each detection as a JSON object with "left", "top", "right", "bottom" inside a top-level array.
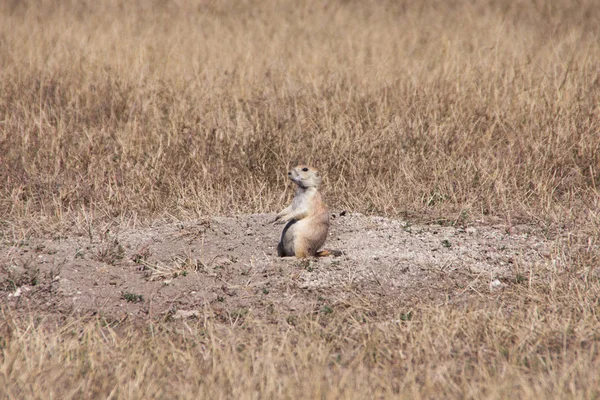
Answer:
[{"left": 315, "top": 249, "right": 343, "bottom": 257}]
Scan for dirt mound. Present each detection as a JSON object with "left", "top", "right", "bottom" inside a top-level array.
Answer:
[{"left": 1, "top": 213, "right": 549, "bottom": 321}]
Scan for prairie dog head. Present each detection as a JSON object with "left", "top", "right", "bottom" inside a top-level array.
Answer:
[{"left": 288, "top": 165, "right": 321, "bottom": 189}]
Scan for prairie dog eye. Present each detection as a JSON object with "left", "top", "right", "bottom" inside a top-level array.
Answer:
[
  {"left": 302, "top": 167, "right": 309, "bottom": 172},
  {"left": 288, "top": 172, "right": 292, "bottom": 175}
]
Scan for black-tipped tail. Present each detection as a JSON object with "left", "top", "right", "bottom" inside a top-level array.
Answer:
[{"left": 315, "top": 249, "right": 343, "bottom": 257}]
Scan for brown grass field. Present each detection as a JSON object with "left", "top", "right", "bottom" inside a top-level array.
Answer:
[{"left": 1, "top": 0, "right": 600, "bottom": 398}]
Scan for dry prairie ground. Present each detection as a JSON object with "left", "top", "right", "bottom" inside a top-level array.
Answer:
[{"left": 1, "top": 0, "right": 600, "bottom": 398}]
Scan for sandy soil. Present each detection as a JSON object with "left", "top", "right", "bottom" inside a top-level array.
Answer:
[{"left": 1, "top": 213, "right": 551, "bottom": 321}]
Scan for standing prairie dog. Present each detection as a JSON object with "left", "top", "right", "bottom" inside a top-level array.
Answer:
[{"left": 275, "top": 165, "right": 334, "bottom": 258}]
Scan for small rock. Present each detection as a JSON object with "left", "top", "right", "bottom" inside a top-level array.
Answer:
[
  {"left": 173, "top": 310, "right": 200, "bottom": 320},
  {"left": 490, "top": 279, "right": 503, "bottom": 290}
]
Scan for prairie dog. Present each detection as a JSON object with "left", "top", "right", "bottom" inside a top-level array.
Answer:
[{"left": 275, "top": 165, "right": 330, "bottom": 258}]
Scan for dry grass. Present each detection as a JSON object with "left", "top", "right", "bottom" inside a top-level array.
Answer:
[
  {"left": 1, "top": 0, "right": 598, "bottom": 233},
  {"left": 1, "top": 0, "right": 600, "bottom": 398},
  {"left": 2, "top": 272, "right": 599, "bottom": 399}
]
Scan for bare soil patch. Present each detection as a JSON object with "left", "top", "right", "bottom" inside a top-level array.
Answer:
[{"left": 2, "top": 213, "right": 550, "bottom": 321}]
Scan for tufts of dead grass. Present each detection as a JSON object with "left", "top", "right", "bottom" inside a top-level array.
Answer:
[
  {"left": 1, "top": 0, "right": 599, "bottom": 236},
  {"left": 1, "top": 264, "right": 599, "bottom": 399}
]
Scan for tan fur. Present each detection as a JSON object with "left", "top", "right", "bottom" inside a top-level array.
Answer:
[{"left": 275, "top": 165, "right": 330, "bottom": 258}]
